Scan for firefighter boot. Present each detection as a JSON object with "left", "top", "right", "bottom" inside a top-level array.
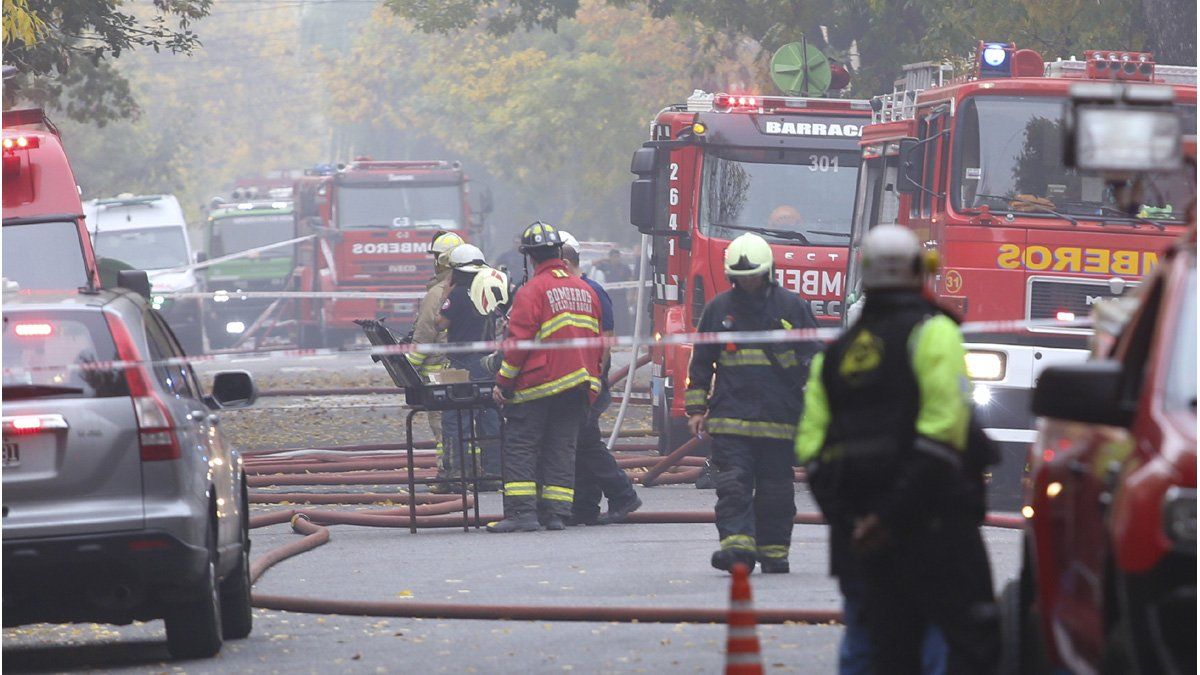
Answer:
[
  {"left": 541, "top": 514, "right": 566, "bottom": 531},
  {"left": 711, "top": 549, "right": 756, "bottom": 573},
  {"left": 758, "top": 556, "right": 790, "bottom": 574},
  {"left": 598, "top": 496, "right": 643, "bottom": 525},
  {"left": 694, "top": 460, "right": 716, "bottom": 490},
  {"left": 485, "top": 512, "right": 540, "bottom": 533}
]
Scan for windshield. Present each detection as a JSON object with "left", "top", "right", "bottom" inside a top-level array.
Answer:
[
  {"left": 700, "top": 147, "right": 860, "bottom": 246},
  {"left": 2, "top": 311, "right": 128, "bottom": 399},
  {"left": 954, "top": 96, "right": 1195, "bottom": 223},
  {"left": 1165, "top": 263, "right": 1196, "bottom": 411},
  {"left": 211, "top": 214, "right": 294, "bottom": 258},
  {"left": 93, "top": 226, "right": 189, "bottom": 270},
  {"left": 336, "top": 184, "right": 462, "bottom": 230},
  {"left": 2, "top": 221, "right": 90, "bottom": 290}
]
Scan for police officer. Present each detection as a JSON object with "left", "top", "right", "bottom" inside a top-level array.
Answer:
[
  {"left": 488, "top": 222, "right": 604, "bottom": 533},
  {"left": 685, "top": 233, "right": 818, "bottom": 574},
  {"left": 558, "top": 231, "right": 641, "bottom": 526},
  {"left": 438, "top": 244, "right": 503, "bottom": 486},
  {"left": 795, "top": 225, "right": 999, "bottom": 674},
  {"left": 408, "top": 231, "right": 464, "bottom": 486}
]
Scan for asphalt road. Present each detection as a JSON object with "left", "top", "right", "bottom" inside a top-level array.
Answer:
[{"left": 3, "top": 352, "right": 1023, "bottom": 674}]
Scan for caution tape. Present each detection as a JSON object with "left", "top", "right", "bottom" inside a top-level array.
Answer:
[
  {"left": 2, "top": 317, "right": 1092, "bottom": 377},
  {"left": 160, "top": 280, "right": 652, "bottom": 301},
  {"left": 158, "top": 235, "right": 316, "bottom": 274}
]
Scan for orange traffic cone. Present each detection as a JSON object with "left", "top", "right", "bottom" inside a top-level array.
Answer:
[{"left": 724, "top": 562, "right": 764, "bottom": 675}]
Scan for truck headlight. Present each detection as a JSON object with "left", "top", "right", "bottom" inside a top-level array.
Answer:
[
  {"left": 964, "top": 350, "right": 1006, "bottom": 381},
  {"left": 1163, "top": 487, "right": 1196, "bottom": 549},
  {"left": 225, "top": 321, "right": 246, "bottom": 335}
]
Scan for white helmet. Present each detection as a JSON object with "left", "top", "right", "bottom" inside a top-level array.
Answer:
[
  {"left": 724, "top": 232, "right": 774, "bottom": 277},
  {"left": 448, "top": 244, "right": 487, "bottom": 273},
  {"left": 558, "top": 230, "right": 580, "bottom": 250},
  {"left": 429, "top": 231, "right": 465, "bottom": 269},
  {"left": 860, "top": 225, "right": 927, "bottom": 290},
  {"left": 469, "top": 267, "right": 510, "bottom": 315}
]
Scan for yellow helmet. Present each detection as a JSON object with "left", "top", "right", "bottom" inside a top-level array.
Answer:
[
  {"left": 429, "top": 231, "right": 465, "bottom": 269},
  {"left": 723, "top": 233, "right": 774, "bottom": 277}
]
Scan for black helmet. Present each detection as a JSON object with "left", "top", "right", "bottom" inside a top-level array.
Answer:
[{"left": 519, "top": 221, "right": 564, "bottom": 253}]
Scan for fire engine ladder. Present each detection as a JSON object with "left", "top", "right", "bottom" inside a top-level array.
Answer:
[{"left": 870, "top": 61, "right": 954, "bottom": 123}]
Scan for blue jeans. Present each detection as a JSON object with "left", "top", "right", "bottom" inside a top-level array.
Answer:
[
  {"left": 839, "top": 576, "right": 946, "bottom": 675},
  {"left": 440, "top": 356, "right": 502, "bottom": 476}
]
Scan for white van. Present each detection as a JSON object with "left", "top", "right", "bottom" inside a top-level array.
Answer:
[{"left": 83, "top": 194, "right": 205, "bottom": 352}]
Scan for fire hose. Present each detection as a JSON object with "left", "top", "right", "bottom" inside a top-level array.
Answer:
[{"left": 246, "top": 508, "right": 1021, "bottom": 624}]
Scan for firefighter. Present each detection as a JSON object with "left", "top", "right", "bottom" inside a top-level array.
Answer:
[
  {"left": 558, "top": 231, "right": 641, "bottom": 526},
  {"left": 795, "top": 225, "right": 999, "bottom": 674},
  {"left": 488, "top": 221, "right": 604, "bottom": 533},
  {"left": 685, "top": 233, "right": 819, "bottom": 574},
  {"left": 437, "top": 244, "right": 503, "bottom": 486},
  {"left": 409, "top": 230, "right": 463, "bottom": 487}
]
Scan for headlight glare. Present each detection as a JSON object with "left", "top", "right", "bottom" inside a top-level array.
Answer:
[{"left": 965, "top": 350, "right": 1006, "bottom": 381}]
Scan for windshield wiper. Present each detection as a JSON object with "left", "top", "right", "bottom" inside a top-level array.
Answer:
[
  {"left": 1095, "top": 206, "right": 1166, "bottom": 231},
  {"left": 974, "top": 194, "right": 1080, "bottom": 227},
  {"left": 712, "top": 223, "right": 814, "bottom": 244},
  {"left": 2, "top": 383, "right": 84, "bottom": 400}
]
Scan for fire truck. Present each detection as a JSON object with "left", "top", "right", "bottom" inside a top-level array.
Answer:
[
  {"left": 291, "top": 160, "right": 490, "bottom": 347},
  {"left": 629, "top": 44, "right": 871, "bottom": 454},
  {"left": 2, "top": 108, "right": 103, "bottom": 292},
  {"left": 843, "top": 44, "right": 1196, "bottom": 507}
]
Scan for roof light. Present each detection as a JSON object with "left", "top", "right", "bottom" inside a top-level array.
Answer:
[
  {"left": 13, "top": 322, "right": 54, "bottom": 337},
  {"left": 978, "top": 41, "right": 1014, "bottom": 78},
  {"left": 2, "top": 135, "right": 40, "bottom": 152}
]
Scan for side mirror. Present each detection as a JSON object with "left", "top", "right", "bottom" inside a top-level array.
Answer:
[
  {"left": 209, "top": 370, "right": 257, "bottom": 409},
  {"left": 1032, "top": 360, "right": 1134, "bottom": 427},
  {"left": 195, "top": 251, "right": 209, "bottom": 264},
  {"left": 116, "top": 269, "right": 152, "bottom": 299},
  {"left": 897, "top": 138, "right": 924, "bottom": 195},
  {"left": 480, "top": 187, "right": 494, "bottom": 215},
  {"left": 630, "top": 146, "right": 663, "bottom": 234}
]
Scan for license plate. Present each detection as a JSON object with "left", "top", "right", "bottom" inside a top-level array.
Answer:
[{"left": 3, "top": 442, "right": 19, "bottom": 467}]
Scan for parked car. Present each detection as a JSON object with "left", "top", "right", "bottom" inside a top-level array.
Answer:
[
  {"left": 84, "top": 194, "right": 206, "bottom": 354},
  {"left": 1004, "top": 228, "right": 1195, "bottom": 674},
  {"left": 2, "top": 286, "right": 257, "bottom": 659}
]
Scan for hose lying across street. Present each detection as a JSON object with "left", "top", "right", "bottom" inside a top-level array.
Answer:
[{"left": 245, "top": 459, "right": 1023, "bottom": 624}]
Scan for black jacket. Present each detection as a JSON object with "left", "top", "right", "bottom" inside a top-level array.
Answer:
[{"left": 685, "top": 283, "right": 819, "bottom": 440}]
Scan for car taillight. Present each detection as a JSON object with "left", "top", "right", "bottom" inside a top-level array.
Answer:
[
  {"left": 8, "top": 416, "right": 42, "bottom": 434},
  {"left": 104, "top": 311, "right": 181, "bottom": 461}
]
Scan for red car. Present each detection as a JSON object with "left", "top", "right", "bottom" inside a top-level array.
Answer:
[{"left": 1006, "top": 226, "right": 1195, "bottom": 674}]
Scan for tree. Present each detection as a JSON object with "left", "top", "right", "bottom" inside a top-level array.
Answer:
[{"left": 2, "top": 0, "right": 212, "bottom": 124}]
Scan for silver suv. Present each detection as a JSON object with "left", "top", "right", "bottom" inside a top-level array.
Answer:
[{"left": 2, "top": 287, "right": 256, "bottom": 659}]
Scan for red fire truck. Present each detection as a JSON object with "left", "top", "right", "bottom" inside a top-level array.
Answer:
[
  {"left": 630, "top": 88, "right": 872, "bottom": 454},
  {"left": 2, "top": 108, "right": 103, "bottom": 292},
  {"left": 291, "top": 160, "right": 490, "bottom": 347},
  {"left": 843, "top": 44, "right": 1196, "bottom": 508}
]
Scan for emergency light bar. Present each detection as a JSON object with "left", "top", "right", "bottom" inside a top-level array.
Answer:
[
  {"left": 707, "top": 92, "right": 872, "bottom": 114},
  {"left": 1, "top": 135, "right": 40, "bottom": 151}
]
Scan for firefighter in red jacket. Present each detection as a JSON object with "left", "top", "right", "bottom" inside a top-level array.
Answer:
[{"left": 488, "top": 221, "right": 605, "bottom": 533}]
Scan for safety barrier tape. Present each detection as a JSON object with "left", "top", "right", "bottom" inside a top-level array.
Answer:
[
  {"left": 159, "top": 279, "right": 652, "bottom": 302},
  {"left": 2, "top": 317, "right": 1091, "bottom": 376},
  {"left": 158, "top": 235, "right": 317, "bottom": 274}
]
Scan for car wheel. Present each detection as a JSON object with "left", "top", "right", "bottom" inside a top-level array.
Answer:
[
  {"left": 220, "top": 484, "right": 254, "bottom": 639},
  {"left": 165, "top": 526, "right": 223, "bottom": 659}
]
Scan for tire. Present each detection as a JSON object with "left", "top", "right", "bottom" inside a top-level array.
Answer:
[
  {"left": 164, "top": 526, "right": 223, "bottom": 659},
  {"left": 220, "top": 482, "right": 253, "bottom": 640}
]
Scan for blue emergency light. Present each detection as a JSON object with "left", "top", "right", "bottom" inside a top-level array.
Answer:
[{"left": 978, "top": 42, "right": 1015, "bottom": 78}]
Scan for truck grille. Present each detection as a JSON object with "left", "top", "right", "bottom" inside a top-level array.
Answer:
[{"left": 1028, "top": 277, "right": 1138, "bottom": 322}]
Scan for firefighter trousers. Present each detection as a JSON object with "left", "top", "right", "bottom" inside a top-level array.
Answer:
[
  {"left": 860, "top": 517, "right": 1000, "bottom": 675},
  {"left": 710, "top": 434, "right": 797, "bottom": 561},
  {"left": 573, "top": 385, "right": 638, "bottom": 521},
  {"left": 502, "top": 387, "right": 589, "bottom": 519}
]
